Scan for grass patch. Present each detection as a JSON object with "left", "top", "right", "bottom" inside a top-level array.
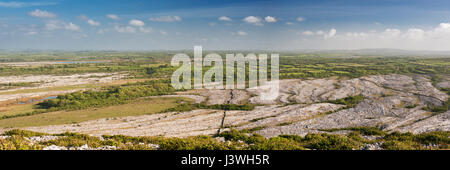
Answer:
[
  {"left": 327, "top": 95, "right": 364, "bottom": 108},
  {"left": 423, "top": 98, "right": 449, "bottom": 116},
  {"left": 321, "top": 126, "right": 386, "bottom": 136}
]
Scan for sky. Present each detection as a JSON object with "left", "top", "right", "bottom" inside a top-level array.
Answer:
[{"left": 2, "top": 0, "right": 450, "bottom": 50}]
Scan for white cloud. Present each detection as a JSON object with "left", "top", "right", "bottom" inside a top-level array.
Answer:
[
  {"left": 160, "top": 30, "right": 168, "bottom": 35},
  {"left": 115, "top": 25, "right": 136, "bottom": 33},
  {"left": 28, "top": 9, "right": 56, "bottom": 18},
  {"left": 149, "top": 16, "right": 181, "bottom": 22},
  {"left": 45, "top": 20, "right": 61, "bottom": 30},
  {"left": 297, "top": 23, "right": 450, "bottom": 50},
  {"left": 87, "top": 19, "right": 100, "bottom": 26},
  {"left": 65, "top": 22, "right": 80, "bottom": 31},
  {"left": 0, "top": 2, "right": 57, "bottom": 8},
  {"left": 405, "top": 28, "right": 424, "bottom": 40},
  {"left": 27, "top": 31, "right": 38, "bottom": 35},
  {"left": 232, "top": 31, "right": 247, "bottom": 36},
  {"left": 129, "top": 19, "right": 145, "bottom": 27},
  {"left": 106, "top": 14, "right": 119, "bottom": 20},
  {"left": 237, "top": 31, "right": 247, "bottom": 36},
  {"left": 265, "top": 16, "right": 277, "bottom": 23},
  {"left": 380, "top": 28, "right": 401, "bottom": 38},
  {"left": 139, "top": 27, "right": 153, "bottom": 33},
  {"left": 302, "top": 31, "right": 314, "bottom": 35},
  {"left": 297, "top": 17, "right": 305, "bottom": 22},
  {"left": 45, "top": 20, "right": 80, "bottom": 31},
  {"left": 325, "top": 28, "right": 336, "bottom": 39},
  {"left": 79, "top": 15, "right": 100, "bottom": 26},
  {"left": 243, "top": 16, "right": 262, "bottom": 26},
  {"left": 219, "top": 16, "right": 232, "bottom": 21},
  {"left": 209, "top": 22, "right": 216, "bottom": 26}
]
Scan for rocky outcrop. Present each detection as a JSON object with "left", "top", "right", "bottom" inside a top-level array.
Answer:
[{"left": 15, "top": 74, "right": 449, "bottom": 138}]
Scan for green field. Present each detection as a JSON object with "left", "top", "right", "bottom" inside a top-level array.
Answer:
[{"left": 0, "top": 97, "right": 190, "bottom": 127}]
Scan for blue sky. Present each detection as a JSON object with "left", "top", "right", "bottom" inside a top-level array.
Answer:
[{"left": 1, "top": 0, "right": 450, "bottom": 50}]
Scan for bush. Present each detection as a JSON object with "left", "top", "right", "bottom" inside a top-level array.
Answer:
[
  {"left": 249, "top": 137, "right": 304, "bottom": 150},
  {"left": 414, "top": 131, "right": 450, "bottom": 145},
  {"left": 43, "top": 132, "right": 106, "bottom": 148},
  {"left": 217, "top": 129, "right": 264, "bottom": 144},
  {"left": 303, "top": 133, "right": 361, "bottom": 150},
  {"left": 383, "top": 132, "right": 414, "bottom": 142},
  {"left": 156, "top": 136, "right": 235, "bottom": 150},
  {"left": 3, "top": 129, "right": 48, "bottom": 137},
  {"left": 327, "top": 95, "right": 364, "bottom": 108},
  {"left": 381, "top": 140, "right": 418, "bottom": 150},
  {"left": 0, "top": 136, "right": 41, "bottom": 150}
]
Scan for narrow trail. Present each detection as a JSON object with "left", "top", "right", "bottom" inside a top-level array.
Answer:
[{"left": 217, "top": 89, "right": 234, "bottom": 134}]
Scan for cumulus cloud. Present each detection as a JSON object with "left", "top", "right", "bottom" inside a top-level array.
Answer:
[
  {"left": 296, "top": 17, "right": 305, "bottom": 22},
  {"left": 106, "top": 14, "right": 119, "bottom": 20},
  {"left": 149, "top": 16, "right": 181, "bottom": 22},
  {"left": 87, "top": 19, "right": 100, "bottom": 26},
  {"left": 28, "top": 9, "right": 56, "bottom": 18},
  {"left": 298, "top": 23, "right": 450, "bottom": 50},
  {"left": 300, "top": 29, "right": 336, "bottom": 38},
  {"left": 115, "top": 25, "right": 136, "bottom": 33},
  {"left": 265, "top": 16, "right": 277, "bottom": 23},
  {"left": 79, "top": 15, "right": 100, "bottom": 26},
  {"left": 129, "top": 19, "right": 145, "bottom": 27},
  {"left": 325, "top": 28, "right": 337, "bottom": 39},
  {"left": 44, "top": 20, "right": 61, "bottom": 30},
  {"left": 116, "top": 20, "right": 152, "bottom": 33},
  {"left": 219, "top": 16, "right": 232, "bottom": 21},
  {"left": 243, "top": 16, "right": 262, "bottom": 26},
  {"left": 65, "top": 22, "right": 80, "bottom": 31},
  {"left": 45, "top": 20, "right": 80, "bottom": 31},
  {"left": 381, "top": 28, "right": 401, "bottom": 38},
  {"left": 405, "top": 28, "right": 424, "bottom": 40}
]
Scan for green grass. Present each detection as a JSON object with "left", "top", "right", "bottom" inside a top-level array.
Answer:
[
  {"left": 320, "top": 126, "right": 386, "bottom": 136},
  {"left": 0, "top": 97, "right": 191, "bottom": 128},
  {"left": 0, "top": 104, "right": 43, "bottom": 117}
]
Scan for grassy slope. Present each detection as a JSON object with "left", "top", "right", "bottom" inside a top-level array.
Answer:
[{"left": 0, "top": 97, "right": 190, "bottom": 128}]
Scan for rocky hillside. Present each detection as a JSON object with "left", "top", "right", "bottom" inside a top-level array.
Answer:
[{"left": 19, "top": 74, "right": 449, "bottom": 138}]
